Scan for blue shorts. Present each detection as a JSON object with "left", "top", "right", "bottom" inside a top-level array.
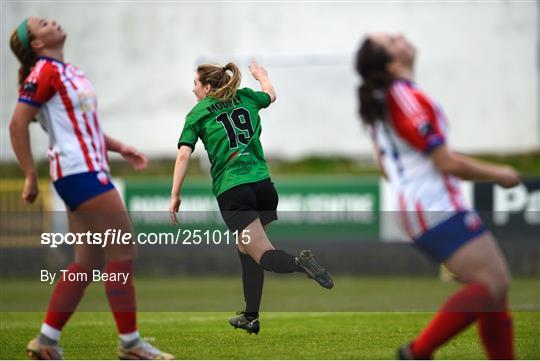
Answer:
[
  {"left": 414, "top": 210, "right": 487, "bottom": 263},
  {"left": 53, "top": 171, "right": 115, "bottom": 211}
]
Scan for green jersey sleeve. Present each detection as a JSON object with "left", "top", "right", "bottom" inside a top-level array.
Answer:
[
  {"left": 240, "top": 87, "right": 272, "bottom": 109},
  {"left": 177, "top": 114, "right": 199, "bottom": 150}
]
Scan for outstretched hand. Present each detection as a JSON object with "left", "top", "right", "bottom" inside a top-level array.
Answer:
[
  {"left": 249, "top": 58, "right": 268, "bottom": 81},
  {"left": 497, "top": 166, "right": 520, "bottom": 188},
  {"left": 120, "top": 145, "right": 148, "bottom": 171}
]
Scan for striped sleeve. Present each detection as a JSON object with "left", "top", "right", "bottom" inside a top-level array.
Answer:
[
  {"left": 18, "top": 61, "right": 60, "bottom": 107},
  {"left": 387, "top": 81, "right": 445, "bottom": 153}
]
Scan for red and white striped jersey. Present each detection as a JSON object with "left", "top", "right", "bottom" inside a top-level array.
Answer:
[
  {"left": 18, "top": 56, "right": 109, "bottom": 181},
  {"left": 372, "top": 79, "right": 467, "bottom": 238}
]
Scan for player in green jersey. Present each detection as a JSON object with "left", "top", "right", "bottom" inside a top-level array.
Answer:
[{"left": 169, "top": 59, "right": 334, "bottom": 334}]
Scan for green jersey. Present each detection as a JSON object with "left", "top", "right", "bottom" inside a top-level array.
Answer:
[{"left": 178, "top": 87, "right": 272, "bottom": 196}]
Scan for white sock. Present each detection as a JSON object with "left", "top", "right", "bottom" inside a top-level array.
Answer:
[
  {"left": 119, "top": 330, "right": 140, "bottom": 344},
  {"left": 40, "top": 323, "right": 61, "bottom": 341}
]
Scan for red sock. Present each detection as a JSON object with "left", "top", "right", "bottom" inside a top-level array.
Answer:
[
  {"left": 477, "top": 297, "right": 515, "bottom": 359},
  {"left": 411, "top": 283, "right": 494, "bottom": 359},
  {"left": 104, "top": 260, "right": 137, "bottom": 334},
  {"left": 44, "top": 263, "right": 92, "bottom": 330}
]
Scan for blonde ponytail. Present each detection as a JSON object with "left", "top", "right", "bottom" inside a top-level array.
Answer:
[{"left": 197, "top": 62, "right": 241, "bottom": 101}]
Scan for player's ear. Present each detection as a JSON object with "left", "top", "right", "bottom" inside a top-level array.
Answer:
[
  {"left": 204, "top": 84, "right": 212, "bottom": 95},
  {"left": 386, "top": 61, "right": 397, "bottom": 77},
  {"left": 30, "top": 39, "right": 44, "bottom": 52}
]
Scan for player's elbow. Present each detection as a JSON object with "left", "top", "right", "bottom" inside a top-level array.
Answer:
[
  {"left": 433, "top": 155, "right": 462, "bottom": 175},
  {"left": 177, "top": 146, "right": 193, "bottom": 162},
  {"left": 430, "top": 146, "right": 462, "bottom": 175},
  {"left": 178, "top": 153, "right": 190, "bottom": 163}
]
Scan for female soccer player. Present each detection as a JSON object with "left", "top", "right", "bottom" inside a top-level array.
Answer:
[
  {"left": 169, "top": 59, "right": 333, "bottom": 334},
  {"left": 355, "top": 33, "right": 518, "bottom": 359},
  {"left": 9, "top": 17, "right": 173, "bottom": 360}
]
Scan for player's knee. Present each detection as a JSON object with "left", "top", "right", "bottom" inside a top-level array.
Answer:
[
  {"left": 252, "top": 246, "right": 274, "bottom": 264},
  {"left": 105, "top": 244, "right": 137, "bottom": 262},
  {"left": 76, "top": 258, "right": 104, "bottom": 272},
  {"left": 237, "top": 242, "right": 247, "bottom": 254},
  {"left": 492, "top": 262, "right": 512, "bottom": 298},
  {"left": 498, "top": 269, "right": 512, "bottom": 295},
  {"left": 474, "top": 268, "right": 511, "bottom": 301}
]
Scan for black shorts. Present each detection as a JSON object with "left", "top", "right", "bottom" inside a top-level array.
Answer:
[{"left": 217, "top": 178, "right": 278, "bottom": 232}]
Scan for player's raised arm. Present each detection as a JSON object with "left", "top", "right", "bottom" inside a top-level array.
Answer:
[{"left": 249, "top": 59, "right": 276, "bottom": 103}]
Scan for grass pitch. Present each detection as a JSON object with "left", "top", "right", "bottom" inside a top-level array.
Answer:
[{"left": 1, "top": 277, "right": 539, "bottom": 359}]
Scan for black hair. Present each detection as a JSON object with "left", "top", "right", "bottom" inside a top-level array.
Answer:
[{"left": 355, "top": 37, "right": 394, "bottom": 125}]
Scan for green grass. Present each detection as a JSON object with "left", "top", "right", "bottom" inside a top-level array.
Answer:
[
  {"left": 1, "top": 277, "right": 539, "bottom": 359},
  {"left": 2, "top": 276, "right": 540, "bottom": 312}
]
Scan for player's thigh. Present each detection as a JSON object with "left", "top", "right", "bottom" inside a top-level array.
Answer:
[
  {"left": 238, "top": 220, "right": 272, "bottom": 255},
  {"left": 444, "top": 232, "right": 511, "bottom": 297},
  {"left": 68, "top": 211, "right": 105, "bottom": 270},
  {"left": 237, "top": 218, "right": 274, "bottom": 263},
  {"left": 76, "top": 188, "right": 136, "bottom": 262}
]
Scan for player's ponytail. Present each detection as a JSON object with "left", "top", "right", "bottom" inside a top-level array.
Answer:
[
  {"left": 10, "top": 22, "right": 37, "bottom": 87},
  {"left": 197, "top": 62, "right": 242, "bottom": 101},
  {"left": 355, "top": 38, "right": 393, "bottom": 125}
]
